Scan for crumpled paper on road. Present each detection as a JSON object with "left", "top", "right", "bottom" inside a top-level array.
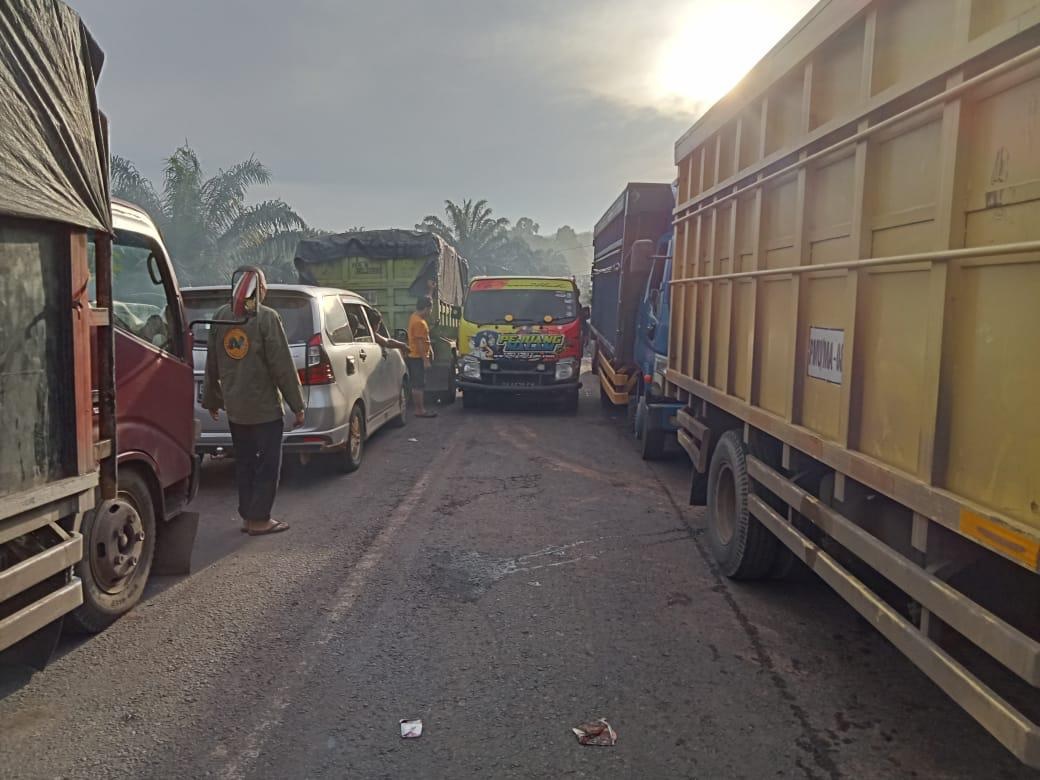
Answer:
[
  {"left": 572, "top": 718, "right": 617, "bottom": 746},
  {"left": 400, "top": 718, "right": 423, "bottom": 738}
]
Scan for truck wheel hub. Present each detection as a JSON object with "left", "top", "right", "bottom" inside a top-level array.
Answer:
[{"left": 90, "top": 498, "right": 145, "bottom": 594}]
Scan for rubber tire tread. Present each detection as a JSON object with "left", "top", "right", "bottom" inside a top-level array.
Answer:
[
  {"left": 561, "top": 390, "right": 579, "bottom": 414},
  {"left": 706, "top": 430, "right": 778, "bottom": 580},
  {"left": 67, "top": 469, "right": 156, "bottom": 633},
  {"left": 339, "top": 404, "right": 365, "bottom": 473},
  {"left": 389, "top": 383, "right": 408, "bottom": 428},
  {"left": 640, "top": 422, "right": 667, "bottom": 460}
]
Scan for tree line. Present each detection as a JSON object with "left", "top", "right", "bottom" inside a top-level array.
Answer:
[{"left": 111, "top": 146, "right": 590, "bottom": 288}]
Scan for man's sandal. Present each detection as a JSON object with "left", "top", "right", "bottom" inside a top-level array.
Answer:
[{"left": 247, "top": 520, "right": 290, "bottom": 536}]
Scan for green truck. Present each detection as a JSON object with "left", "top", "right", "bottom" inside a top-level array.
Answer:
[{"left": 295, "top": 230, "right": 469, "bottom": 403}]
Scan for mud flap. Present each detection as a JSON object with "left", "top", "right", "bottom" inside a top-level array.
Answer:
[{"left": 151, "top": 511, "right": 199, "bottom": 576}]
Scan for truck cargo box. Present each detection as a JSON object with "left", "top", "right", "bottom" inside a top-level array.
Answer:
[
  {"left": 668, "top": 0, "right": 1040, "bottom": 766},
  {"left": 591, "top": 183, "right": 673, "bottom": 365}
]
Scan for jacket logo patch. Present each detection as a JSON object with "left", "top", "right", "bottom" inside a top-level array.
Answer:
[{"left": 223, "top": 328, "right": 250, "bottom": 360}]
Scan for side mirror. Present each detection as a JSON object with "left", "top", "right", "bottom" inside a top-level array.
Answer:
[{"left": 394, "top": 328, "right": 408, "bottom": 341}]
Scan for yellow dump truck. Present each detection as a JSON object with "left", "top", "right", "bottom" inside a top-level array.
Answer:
[{"left": 668, "top": 0, "right": 1040, "bottom": 766}]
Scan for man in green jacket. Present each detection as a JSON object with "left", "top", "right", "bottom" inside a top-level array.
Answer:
[{"left": 202, "top": 268, "right": 304, "bottom": 536}]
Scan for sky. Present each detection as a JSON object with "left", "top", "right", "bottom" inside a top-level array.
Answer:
[{"left": 72, "top": 0, "right": 816, "bottom": 235}]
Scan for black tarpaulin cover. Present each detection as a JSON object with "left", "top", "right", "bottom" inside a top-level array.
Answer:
[
  {"left": 0, "top": 0, "right": 110, "bottom": 231},
  {"left": 295, "top": 229, "right": 469, "bottom": 307}
]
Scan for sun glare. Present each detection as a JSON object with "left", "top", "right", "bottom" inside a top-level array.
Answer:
[{"left": 653, "top": 1, "right": 806, "bottom": 115}]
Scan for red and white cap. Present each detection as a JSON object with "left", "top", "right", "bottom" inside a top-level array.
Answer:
[{"left": 231, "top": 267, "right": 266, "bottom": 317}]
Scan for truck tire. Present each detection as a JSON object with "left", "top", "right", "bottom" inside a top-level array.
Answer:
[
  {"left": 560, "top": 389, "right": 580, "bottom": 414},
  {"left": 462, "top": 389, "right": 482, "bottom": 410},
  {"left": 706, "top": 430, "right": 778, "bottom": 580},
  {"left": 67, "top": 469, "right": 156, "bottom": 633},
  {"left": 339, "top": 404, "right": 365, "bottom": 473},
  {"left": 640, "top": 404, "right": 667, "bottom": 460},
  {"left": 628, "top": 382, "right": 640, "bottom": 434},
  {"left": 441, "top": 358, "right": 458, "bottom": 405}
]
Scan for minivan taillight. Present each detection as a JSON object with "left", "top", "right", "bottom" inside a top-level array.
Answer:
[{"left": 298, "top": 334, "right": 335, "bottom": 385}]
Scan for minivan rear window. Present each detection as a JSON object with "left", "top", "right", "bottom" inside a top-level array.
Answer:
[{"left": 184, "top": 293, "right": 315, "bottom": 346}]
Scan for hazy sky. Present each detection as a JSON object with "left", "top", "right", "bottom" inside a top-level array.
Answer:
[{"left": 73, "top": 0, "right": 814, "bottom": 234}]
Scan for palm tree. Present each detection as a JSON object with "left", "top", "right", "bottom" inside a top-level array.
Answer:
[
  {"left": 416, "top": 198, "right": 510, "bottom": 273},
  {"left": 110, "top": 145, "right": 308, "bottom": 285}
]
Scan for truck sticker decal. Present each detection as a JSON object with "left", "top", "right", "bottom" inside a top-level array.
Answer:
[
  {"left": 223, "top": 327, "right": 250, "bottom": 360},
  {"left": 807, "top": 327, "right": 843, "bottom": 385},
  {"left": 468, "top": 329, "right": 567, "bottom": 360},
  {"left": 499, "top": 333, "right": 565, "bottom": 357}
]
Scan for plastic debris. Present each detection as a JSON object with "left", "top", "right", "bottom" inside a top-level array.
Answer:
[
  {"left": 400, "top": 718, "right": 423, "bottom": 739},
  {"left": 572, "top": 718, "right": 617, "bottom": 746},
  {"left": 408, "top": 438, "right": 419, "bottom": 443}
]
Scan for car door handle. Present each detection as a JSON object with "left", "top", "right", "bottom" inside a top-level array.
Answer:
[{"left": 359, "top": 349, "right": 367, "bottom": 361}]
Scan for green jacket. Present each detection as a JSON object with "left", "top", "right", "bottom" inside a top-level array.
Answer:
[{"left": 201, "top": 303, "right": 305, "bottom": 425}]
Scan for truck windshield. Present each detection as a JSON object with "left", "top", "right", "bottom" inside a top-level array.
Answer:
[
  {"left": 464, "top": 288, "right": 577, "bottom": 324},
  {"left": 183, "top": 293, "right": 315, "bottom": 345},
  {"left": 88, "top": 230, "right": 177, "bottom": 353}
]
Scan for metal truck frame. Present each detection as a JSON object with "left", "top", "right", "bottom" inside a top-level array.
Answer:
[{"left": 668, "top": 0, "right": 1040, "bottom": 766}]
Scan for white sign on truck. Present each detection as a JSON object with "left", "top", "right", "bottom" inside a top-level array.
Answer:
[{"left": 806, "top": 327, "right": 844, "bottom": 385}]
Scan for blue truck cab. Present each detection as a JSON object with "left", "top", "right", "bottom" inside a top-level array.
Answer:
[{"left": 629, "top": 231, "right": 684, "bottom": 459}]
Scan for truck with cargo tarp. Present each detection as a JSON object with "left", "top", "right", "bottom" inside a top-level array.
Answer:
[
  {"left": 295, "top": 230, "right": 468, "bottom": 404},
  {"left": 1, "top": 0, "right": 199, "bottom": 665},
  {"left": 667, "top": 0, "right": 1040, "bottom": 765}
]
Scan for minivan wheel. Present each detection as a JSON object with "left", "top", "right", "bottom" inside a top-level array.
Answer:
[
  {"left": 67, "top": 470, "right": 156, "bottom": 633},
  {"left": 339, "top": 404, "right": 365, "bottom": 473},
  {"left": 390, "top": 383, "right": 408, "bottom": 428}
]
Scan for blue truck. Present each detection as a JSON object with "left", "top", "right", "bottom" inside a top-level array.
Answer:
[{"left": 591, "top": 183, "right": 684, "bottom": 459}]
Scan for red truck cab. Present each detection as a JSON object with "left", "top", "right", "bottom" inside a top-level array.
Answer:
[{"left": 74, "top": 199, "right": 199, "bottom": 631}]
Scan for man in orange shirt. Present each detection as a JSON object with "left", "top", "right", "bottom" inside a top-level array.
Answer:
[{"left": 407, "top": 296, "right": 437, "bottom": 418}]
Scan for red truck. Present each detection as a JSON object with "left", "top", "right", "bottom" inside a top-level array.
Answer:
[{"left": 0, "top": 0, "right": 198, "bottom": 664}]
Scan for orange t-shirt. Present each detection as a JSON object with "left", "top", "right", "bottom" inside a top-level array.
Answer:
[{"left": 407, "top": 312, "right": 431, "bottom": 359}]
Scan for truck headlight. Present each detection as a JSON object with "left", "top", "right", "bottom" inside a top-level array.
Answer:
[
  {"left": 555, "top": 358, "right": 577, "bottom": 381},
  {"left": 461, "top": 357, "right": 481, "bottom": 380}
]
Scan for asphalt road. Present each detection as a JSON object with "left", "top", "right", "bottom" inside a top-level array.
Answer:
[{"left": 1, "top": 375, "right": 1036, "bottom": 779}]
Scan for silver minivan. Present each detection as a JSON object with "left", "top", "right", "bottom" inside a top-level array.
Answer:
[{"left": 183, "top": 284, "right": 409, "bottom": 472}]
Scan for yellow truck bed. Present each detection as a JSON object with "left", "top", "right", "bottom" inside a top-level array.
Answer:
[{"left": 668, "top": 0, "right": 1040, "bottom": 765}]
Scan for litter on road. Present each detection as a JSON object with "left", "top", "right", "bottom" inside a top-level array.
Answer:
[
  {"left": 400, "top": 718, "right": 423, "bottom": 739},
  {"left": 572, "top": 719, "right": 617, "bottom": 746}
]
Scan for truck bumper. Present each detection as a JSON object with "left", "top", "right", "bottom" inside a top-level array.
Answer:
[{"left": 458, "top": 380, "right": 580, "bottom": 394}]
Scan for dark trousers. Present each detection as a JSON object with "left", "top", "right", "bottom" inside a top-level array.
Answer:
[{"left": 228, "top": 418, "right": 284, "bottom": 523}]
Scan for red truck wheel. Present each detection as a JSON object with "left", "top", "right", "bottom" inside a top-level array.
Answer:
[{"left": 67, "top": 470, "right": 156, "bottom": 633}]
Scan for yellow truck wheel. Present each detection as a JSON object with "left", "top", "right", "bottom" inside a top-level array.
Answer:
[{"left": 706, "top": 431, "right": 778, "bottom": 580}]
